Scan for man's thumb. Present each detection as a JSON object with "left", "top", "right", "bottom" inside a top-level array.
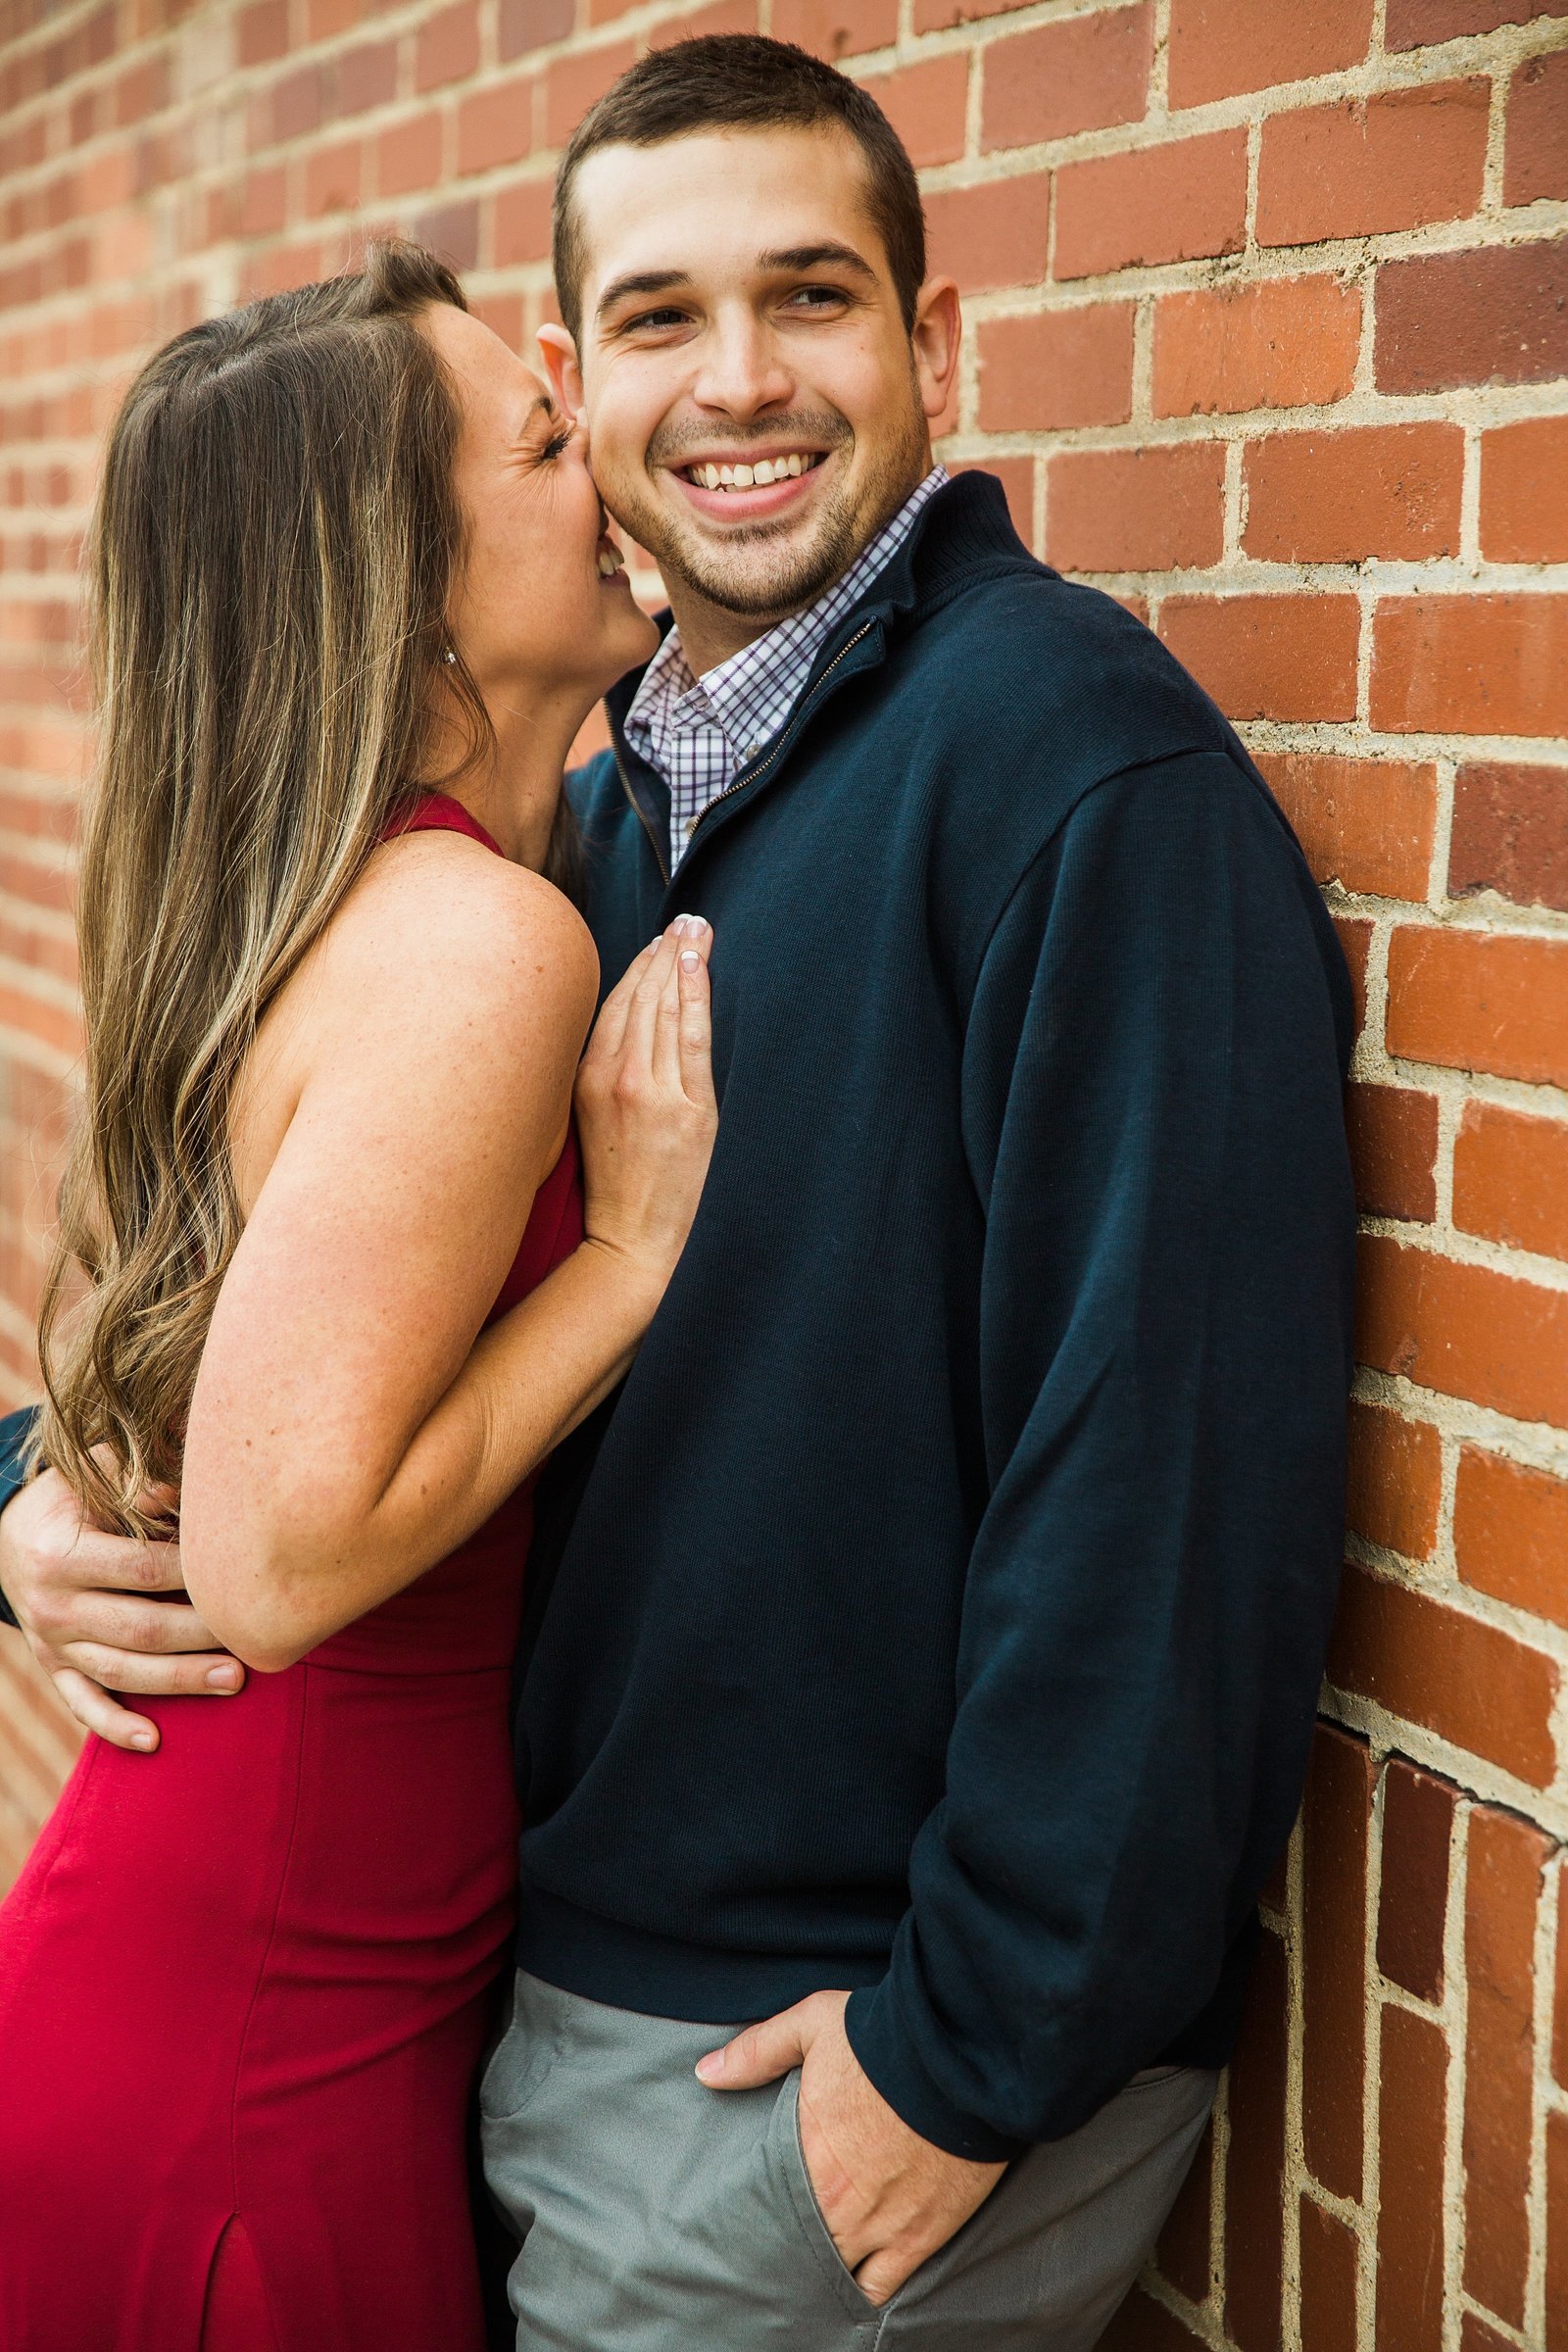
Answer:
[{"left": 695, "top": 2007, "right": 808, "bottom": 2090}]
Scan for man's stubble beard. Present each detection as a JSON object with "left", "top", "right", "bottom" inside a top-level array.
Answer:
[{"left": 604, "top": 391, "right": 929, "bottom": 628}]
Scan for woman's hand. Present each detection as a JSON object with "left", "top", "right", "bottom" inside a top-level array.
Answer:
[{"left": 574, "top": 915, "right": 717, "bottom": 1298}]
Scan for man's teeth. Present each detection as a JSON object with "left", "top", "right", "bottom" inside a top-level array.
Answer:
[{"left": 688, "top": 454, "right": 820, "bottom": 491}]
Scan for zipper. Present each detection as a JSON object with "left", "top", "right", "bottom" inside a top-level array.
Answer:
[
  {"left": 676, "top": 618, "right": 880, "bottom": 866},
  {"left": 611, "top": 743, "right": 670, "bottom": 886}
]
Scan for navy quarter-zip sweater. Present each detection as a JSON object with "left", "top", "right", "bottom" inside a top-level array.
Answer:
[
  {"left": 512, "top": 472, "right": 1357, "bottom": 2159},
  {"left": 0, "top": 473, "right": 1355, "bottom": 2161}
]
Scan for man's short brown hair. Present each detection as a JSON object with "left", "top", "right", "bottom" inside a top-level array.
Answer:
[{"left": 552, "top": 34, "right": 927, "bottom": 347}]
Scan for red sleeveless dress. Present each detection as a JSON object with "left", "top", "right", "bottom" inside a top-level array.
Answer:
[{"left": 0, "top": 794, "right": 582, "bottom": 2350}]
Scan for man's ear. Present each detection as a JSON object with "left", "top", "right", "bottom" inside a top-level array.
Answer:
[
  {"left": 537, "top": 324, "right": 586, "bottom": 418},
  {"left": 910, "top": 277, "right": 961, "bottom": 429}
]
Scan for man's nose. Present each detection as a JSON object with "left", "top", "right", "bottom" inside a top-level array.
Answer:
[{"left": 690, "top": 311, "right": 794, "bottom": 420}]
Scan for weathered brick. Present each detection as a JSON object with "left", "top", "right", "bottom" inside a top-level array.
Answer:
[
  {"left": 1386, "top": 925, "right": 1568, "bottom": 1089},
  {"left": 1054, "top": 130, "right": 1247, "bottom": 279},
  {"left": 1299, "top": 2197, "right": 1359, "bottom": 2352},
  {"left": 492, "top": 174, "right": 552, "bottom": 265},
  {"left": 858, "top": 55, "right": 967, "bottom": 170},
  {"left": 415, "top": 0, "right": 480, "bottom": 92},
  {"left": 1378, "top": 1756, "right": 1455, "bottom": 2000},
  {"left": 1372, "top": 595, "right": 1568, "bottom": 740},
  {"left": 498, "top": 0, "right": 573, "bottom": 57},
  {"left": 1388, "top": 0, "right": 1567, "bottom": 45},
  {"left": 980, "top": 6, "right": 1152, "bottom": 154},
  {"left": 1376, "top": 240, "right": 1568, "bottom": 393},
  {"left": 1152, "top": 275, "right": 1361, "bottom": 416},
  {"left": 1376, "top": 2004, "right": 1448, "bottom": 2352},
  {"left": 1347, "top": 1396, "right": 1442, "bottom": 1555},
  {"left": 1551, "top": 2106, "right": 1568, "bottom": 2352},
  {"left": 1098, "top": 2289, "right": 1208, "bottom": 2350},
  {"left": 456, "top": 73, "right": 536, "bottom": 174},
  {"left": 977, "top": 305, "right": 1135, "bottom": 432},
  {"left": 1358, "top": 1230, "right": 1568, "bottom": 1435},
  {"left": 1167, "top": 0, "right": 1372, "bottom": 108},
  {"left": 1454, "top": 1099, "right": 1568, "bottom": 1263},
  {"left": 302, "top": 136, "right": 362, "bottom": 220},
  {"left": 1301, "top": 1727, "right": 1374, "bottom": 2200},
  {"left": 771, "top": 0, "right": 897, "bottom": 58},
  {"left": 331, "top": 38, "right": 400, "bottom": 119},
  {"left": 1245, "top": 423, "right": 1463, "bottom": 564},
  {"left": 544, "top": 41, "right": 635, "bottom": 149},
  {"left": 1046, "top": 444, "right": 1224, "bottom": 574},
  {"left": 1505, "top": 45, "right": 1568, "bottom": 206},
  {"left": 1157, "top": 595, "right": 1361, "bottom": 721},
  {"left": 1454, "top": 1445, "right": 1568, "bottom": 1628},
  {"left": 1259, "top": 81, "right": 1488, "bottom": 247},
  {"left": 374, "top": 113, "right": 443, "bottom": 198},
  {"left": 1345, "top": 1084, "right": 1440, "bottom": 1225},
  {"left": 1479, "top": 416, "right": 1568, "bottom": 563},
  {"left": 1335, "top": 915, "right": 1373, "bottom": 1045},
  {"left": 1224, "top": 1926, "right": 1288, "bottom": 2352},
  {"left": 1256, "top": 753, "right": 1436, "bottom": 901},
  {"left": 923, "top": 176, "right": 1050, "bottom": 295},
  {"left": 1464, "top": 1806, "right": 1549, "bottom": 2328},
  {"left": 1451, "top": 760, "right": 1568, "bottom": 913}
]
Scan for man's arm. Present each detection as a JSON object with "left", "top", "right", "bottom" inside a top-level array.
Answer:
[
  {"left": 702, "top": 748, "right": 1355, "bottom": 2292},
  {"left": 0, "top": 1406, "right": 243, "bottom": 1754}
]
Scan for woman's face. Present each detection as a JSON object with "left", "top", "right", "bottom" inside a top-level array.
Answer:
[{"left": 422, "top": 302, "right": 658, "bottom": 717}]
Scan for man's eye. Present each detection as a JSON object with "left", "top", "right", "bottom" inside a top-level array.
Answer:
[
  {"left": 627, "top": 308, "right": 690, "bottom": 333},
  {"left": 788, "top": 286, "right": 847, "bottom": 311}
]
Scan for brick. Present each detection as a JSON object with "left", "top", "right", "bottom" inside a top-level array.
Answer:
[
  {"left": 303, "top": 136, "right": 361, "bottom": 220},
  {"left": 1299, "top": 2198, "right": 1359, "bottom": 2352},
  {"left": 1378, "top": 1756, "right": 1455, "bottom": 2000},
  {"left": 980, "top": 6, "right": 1152, "bottom": 155},
  {"left": 1359, "top": 1228, "right": 1568, "bottom": 1433},
  {"left": 456, "top": 74, "right": 536, "bottom": 175},
  {"left": 1558, "top": 1857, "right": 1568, "bottom": 2089},
  {"left": 1455, "top": 1101, "right": 1568, "bottom": 1263},
  {"left": 1249, "top": 420, "right": 1463, "bottom": 564},
  {"left": 923, "top": 176, "right": 1050, "bottom": 295},
  {"left": 412, "top": 197, "right": 480, "bottom": 271},
  {"left": 1330, "top": 1555, "right": 1558, "bottom": 1785},
  {"left": 237, "top": 0, "right": 288, "bottom": 66},
  {"left": 1389, "top": 0, "right": 1568, "bottom": 43},
  {"left": 859, "top": 55, "right": 968, "bottom": 170},
  {"left": 1168, "top": 0, "right": 1372, "bottom": 108},
  {"left": 1097, "top": 2290, "right": 1208, "bottom": 2350},
  {"left": 332, "top": 39, "right": 400, "bottom": 120},
  {"left": 1258, "top": 81, "right": 1489, "bottom": 246},
  {"left": 1452, "top": 760, "right": 1568, "bottom": 912},
  {"left": 415, "top": 1, "right": 480, "bottom": 93},
  {"left": 1464, "top": 1807, "right": 1549, "bottom": 2327},
  {"left": 771, "top": 0, "right": 896, "bottom": 58},
  {"left": 1461, "top": 2314, "right": 1519, "bottom": 2352},
  {"left": 374, "top": 114, "right": 443, "bottom": 199},
  {"left": 1387, "top": 926, "right": 1568, "bottom": 1090},
  {"left": 646, "top": 3, "right": 760, "bottom": 48},
  {"left": 1154, "top": 2115, "right": 1213, "bottom": 2302},
  {"left": 544, "top": 42, "right": 634, "bottom": 149},
  {"left": 1153, "top": 274, "right": 1361, "bottom": 416},
  {"left": 1376, "top": 241, "right": 1568, "bottom": 393},
  {"left": 1347, "top": 1396, "right": 1442, "bottom": 1554},
  {"left": 493, "top": 175, "right": 553, "bottom": 265},
  {"left": 977, "top": 304, "right": 1135, "bottom": 432},
  {"left": 1372, "top": 595, "right": 1568, "bottom": 739},
  {"left": 1376, "top": 2004, "right": 1448, "bottom": 2352},
  {"left": 1224, "top": 1926, "right": 1288, "bottom": 2352},
  {"left": 499, "top": 0, "right": 573, "bottom": 57},
  {"left": 1346, "top": 1084, "right": 1441, "bottom": 1224},
  {"left": 1552, "top": 2109, "right": 1568, "bottom": 2352},
  {"left": 1054, "top": 130, "right": 1247, "bottom": 279},
  {"left": 1256, "top": 753, "right": 1436, "bottom": 902},
  {"left": 1157, "top": 595, "right": 1360, "bottom": 722},
  {"left": 1479, "top": 417, "right": 1568, "bottom": 564},
  {"left": 1301, "top": 1727, "right": 1374, "bottom": 2200},
  {"left": 1046, "top": 444, "right": 1224, "bottom": 574},
  {"left": 1454, "top": 1445, "right": 1568, "bottom": 1628},
  {"left": 1506, "top": 47, "right": 1568, "bottom": 205}
]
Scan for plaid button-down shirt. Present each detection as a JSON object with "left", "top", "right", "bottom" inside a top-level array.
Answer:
[{"left": 624, "top": 466, "right": 948, "bottom": 873}]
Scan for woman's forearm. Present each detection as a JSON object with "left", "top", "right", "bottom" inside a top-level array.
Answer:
[{"left": 188, "top": 1238, "right": 662, "bottom": 1670}]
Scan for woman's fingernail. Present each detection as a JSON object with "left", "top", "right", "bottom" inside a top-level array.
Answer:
[
  {"left": 206, "top": 1664, "right": 240, "bottom": 1690},
  {"left": 132, "top": 1731, "right": 156, "bottom": 1752},
  {"left": 680, "top": 950, "right": 701, "bottom": 971}
]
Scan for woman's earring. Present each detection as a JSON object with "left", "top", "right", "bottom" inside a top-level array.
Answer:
[{"left": 442, "top": 646, "right": 457, "bottom": 665}]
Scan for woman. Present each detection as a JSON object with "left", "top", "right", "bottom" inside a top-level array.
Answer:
[{"left": 0, "top": 244, "right": 712, "bottom": 2348}]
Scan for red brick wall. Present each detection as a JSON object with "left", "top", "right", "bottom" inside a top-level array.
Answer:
[{"left": 1, "top": 1, "right": 1565, "bottom": 2340}]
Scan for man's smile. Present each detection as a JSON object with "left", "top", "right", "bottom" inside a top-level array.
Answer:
[{"left": 665, "top": 446, "right": 833, "bottom": 524}]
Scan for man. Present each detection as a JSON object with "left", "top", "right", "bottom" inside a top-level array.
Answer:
[{"left": 0, "top": 37, "right": 1356, "bottom": 2350}]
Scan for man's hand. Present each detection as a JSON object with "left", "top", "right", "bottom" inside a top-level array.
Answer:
[
  {"left": 696, "top": 1989, "right": 1005, "bottom": 2305},
  {"left": 0, "top": 1466, "right": 242, "bottom": 1752}
]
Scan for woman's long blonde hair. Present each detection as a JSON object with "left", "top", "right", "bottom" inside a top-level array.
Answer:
[{"left": 37, "top": 241, "right": 503, "bottom": 1534}]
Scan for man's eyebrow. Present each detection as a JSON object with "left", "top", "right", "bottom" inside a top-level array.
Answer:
[
  {"left": 596, "top": 269, "right": 694, "bottom": 319},
  {"left": 758, "top": 242, "right": 877, "bottom": 281}
]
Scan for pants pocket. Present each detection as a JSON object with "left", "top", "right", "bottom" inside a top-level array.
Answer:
[
  {"left": 768, "top": 2070, "right": 892, "bottom": 2327},
  {"left": 477, "top": 1978, "right": 561, "bottom": 2125}
]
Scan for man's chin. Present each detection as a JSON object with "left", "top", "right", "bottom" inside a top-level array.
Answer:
[{"left": 647, "top": 514, "right": 859, "bottom": 624}]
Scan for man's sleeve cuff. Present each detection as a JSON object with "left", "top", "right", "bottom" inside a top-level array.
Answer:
[{"left": 843, "top": 1983, "right": 1029, "bottom": 2164}]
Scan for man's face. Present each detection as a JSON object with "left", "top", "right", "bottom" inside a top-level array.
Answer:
[{"left": 551, "top": 126, "right": 958, "bottom": 648}]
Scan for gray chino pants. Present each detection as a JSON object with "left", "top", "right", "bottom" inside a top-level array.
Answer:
[{"left": 480, "top": 1972, "right": 1216, "bottom": 2351}]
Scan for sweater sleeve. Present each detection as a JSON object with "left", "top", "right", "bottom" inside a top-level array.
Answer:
[
  {"left": 843, "top": 750, "right": 1357, "bottom": 2160},
  {"left": 0, "top": 1406, "right": 40, "bottom": 1631}
]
